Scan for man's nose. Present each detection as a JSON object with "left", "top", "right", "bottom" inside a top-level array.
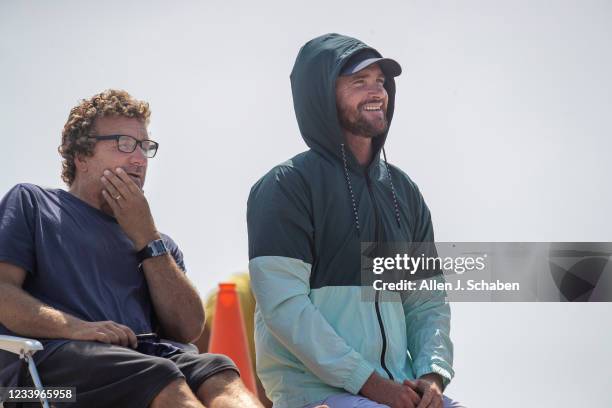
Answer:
[
  {"left": 129, "top": 145, "right": 148, "bottom": 165},
  {"left": 368, "top": 83, "right": 386, "bottom": 97}
]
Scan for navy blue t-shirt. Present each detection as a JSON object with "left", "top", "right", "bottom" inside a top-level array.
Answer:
[{"left": 0, "top": 183, "right": 186, "bottom": 386}]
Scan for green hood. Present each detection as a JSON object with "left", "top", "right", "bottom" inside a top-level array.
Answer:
[{"left": 290, "top": 33, "right": 397, "bottom": 171}]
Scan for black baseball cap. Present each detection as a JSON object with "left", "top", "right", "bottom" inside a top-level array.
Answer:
[{"left": 340, "top": 49, "right": 402, "bottom": 77}]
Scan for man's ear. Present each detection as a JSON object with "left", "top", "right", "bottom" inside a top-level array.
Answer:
[{"left": 75, "top": 154, "right": 88, "bottom": 173}]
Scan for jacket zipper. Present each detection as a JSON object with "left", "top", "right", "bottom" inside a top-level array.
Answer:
[{"left": 365, "top": 172, "right": 394, "bottom": 380}]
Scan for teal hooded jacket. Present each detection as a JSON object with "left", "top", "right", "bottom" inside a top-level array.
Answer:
[{"left": 247, "top": 33, "right": 453, "bottom": 408}]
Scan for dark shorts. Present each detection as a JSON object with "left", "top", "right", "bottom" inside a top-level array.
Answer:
[{"left": 9, "top": 340, "right": 238, "bottom": 408}]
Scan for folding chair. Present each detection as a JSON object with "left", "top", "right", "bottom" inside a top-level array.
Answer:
[
  {"left": 0, "top": 334, "right": 199, "bottom": 408},
  {"left": 0, "top": 335, "right": 49, "bottom": 408}
]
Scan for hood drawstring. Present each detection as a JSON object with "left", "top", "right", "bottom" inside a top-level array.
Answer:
[
  {"left": 382, "top": 147, "right": 401, "bottom": 228},
  {"left": 340, "top": 144, "right": 402, "bottom": 235},
  {"left": 341, "top": 143, "right": 361, "bottom": 235}
]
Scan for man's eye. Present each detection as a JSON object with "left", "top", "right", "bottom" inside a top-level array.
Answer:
[
  {"left": 353, "top": 80, "right": 365, "bottom": 86},
  {"left": 377, "top": 78, "right": 385, "bottom": 84}
]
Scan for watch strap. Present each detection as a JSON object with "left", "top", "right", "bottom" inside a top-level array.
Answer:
[{"left": 137, "top": 239, "right": 168, "bottom": 263}]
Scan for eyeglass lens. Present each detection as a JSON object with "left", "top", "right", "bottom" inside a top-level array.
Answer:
[{"left": 117, "top": 135, "right": 158, "bottom": 158}]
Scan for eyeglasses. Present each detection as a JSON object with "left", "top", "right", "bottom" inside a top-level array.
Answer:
[{"left": 88, "top": 134, "right": 159, "bottom": 158}]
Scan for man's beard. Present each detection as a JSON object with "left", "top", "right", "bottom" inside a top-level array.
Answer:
[{"left": 338, "top": 103, "right": 389, "bottom": 138}]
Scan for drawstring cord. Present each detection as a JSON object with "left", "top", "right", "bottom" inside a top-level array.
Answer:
[
  {"left": 382, "top": 147, "right": 401, "bottom": 228},
  {"left": 340, "top": 143, "right": 361, "bottom": 235},
  {"left": 340, "top": 144, "right": 402, "bottom": 234}
]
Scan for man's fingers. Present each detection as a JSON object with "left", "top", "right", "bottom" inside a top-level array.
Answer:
[
  {"left": 103, "top": 322, "right": 129, "bottom": 347},
  {"left": 401, "top": 380, "right": 422, "bottom": 406},
  {"left": 101, "top": 172, "right": 124, "bottom": 209},
  {"left": 116, "top": 323, "right": 138, "bottom": 348},
  {"left": 94, "top": 331, "right": 111, "bottom": 344},
  {"left": 115, "top": 167, "right": 140, "bottom": 193},
  {"left": 100, "top": 174, "right": 122, "bottom": 199},
  {"left": 98, "top": 329, "right": 119, "bottom": 345},
  {"left": 102, "top": 170, "right": 131, "bottom": 199},
  {"left": 87, "top": 321, "right": 137, "bottom": 348},
  {"left": 407, "top": 385, "right": 421, "bottom": 406},
  {"left": 110, "top": 322, "right": 137, "bottom": 348},
  {"left": 112, "top": 325, "right": 130, "bottom": 347},
  {"left": 102, "top": 190, "right": 120, "bottom": 213},
  {"left": 105, "top": 327, "right": 123, "bottom": 346},
  {"left": 416, "top": 388, "right": 433, "bottom": 408}
]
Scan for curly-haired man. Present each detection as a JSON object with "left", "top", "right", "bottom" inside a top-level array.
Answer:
[{"left": 0, "top": 90, "right": 262, "bottom": 408}]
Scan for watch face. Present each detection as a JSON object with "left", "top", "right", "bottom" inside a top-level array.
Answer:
[{"left": 151, "top": 240, "right": 168, "bottom": 256}]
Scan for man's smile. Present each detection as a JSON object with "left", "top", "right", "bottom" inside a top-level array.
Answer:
[{"left": 362, "top": 101, "right": 384, "bottom": 111}]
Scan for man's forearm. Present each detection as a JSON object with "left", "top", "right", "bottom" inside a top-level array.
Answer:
[
  {"left": 141, "top": 253, "right": 205, "bottom": 343},
  {"left": 0, "top": 282, "right": 83, "bottom": 339},
  {"left": 98, "top": 169, "right": 205, "bottom": 343}
]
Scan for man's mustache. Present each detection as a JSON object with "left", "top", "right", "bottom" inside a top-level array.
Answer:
[{"left": 120, "top": 165, "right": 145, "bottom": 176}]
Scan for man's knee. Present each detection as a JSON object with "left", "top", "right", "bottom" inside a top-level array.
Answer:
[
  {"left": 203, "top": 353, "right": 237, "bottom": 372},
  {"left": 196, "top": 364, "right": 260, "bottom": 407},
  {"left": 196, "top": 353, "right": 239, "bottom": 385},
  {"left": 199, "top": 365, "right": 241, "bottom": 393},
  {"left": 153, "top": 355, "right": 183, "bottom": 374},
  {"left": 152, "top": 378, "right": 202, "bottom": 408},
  {"left": 196, "top": 354, "right": 241, "bottom": 398}
]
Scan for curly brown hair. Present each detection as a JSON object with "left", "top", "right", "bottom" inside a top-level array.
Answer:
[{"left": 58, "top": 89, "right": 151, "bottom": 186}]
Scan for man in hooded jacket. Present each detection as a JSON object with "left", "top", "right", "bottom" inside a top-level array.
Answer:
[{"left": 247, "top": 34, "right": 464, "bottom": 408}]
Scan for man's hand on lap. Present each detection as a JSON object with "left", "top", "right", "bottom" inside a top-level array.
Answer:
[
  {"left": 68, "top": 319, "right": 138, "bottom": 349},
  {"left": 404, "top": 374, "right": 444, "bottom": 408},
  {"left": 360, "top": 372, "right": 421, "bottom": 408}
]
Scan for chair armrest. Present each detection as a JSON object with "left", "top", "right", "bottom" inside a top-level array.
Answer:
[{"left": 0, "top": 335, "right": 43, "bottom": 356}]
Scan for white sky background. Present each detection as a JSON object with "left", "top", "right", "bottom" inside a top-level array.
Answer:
[{"left": 1, "top": 0, "right": 611, "bottom": 406}]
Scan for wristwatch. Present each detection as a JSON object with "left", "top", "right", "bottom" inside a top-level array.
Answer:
[{"left": 137, "top": 239, "right": 168, "bottom": 263}]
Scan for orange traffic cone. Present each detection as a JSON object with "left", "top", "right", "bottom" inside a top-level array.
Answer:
[{"left": 208, "top": 282, "right": 258, "bottom": 396}]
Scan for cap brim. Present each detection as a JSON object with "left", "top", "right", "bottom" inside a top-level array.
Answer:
[{"left": 343, "top": 57, "right": 402, "bottom": 77}]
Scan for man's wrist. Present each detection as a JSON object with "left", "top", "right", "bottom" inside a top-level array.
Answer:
[
  {"left": 136, "top": 237, "right": 168, "bottom": 263},
  {"left": 59, "top": 314, "right": 87, "bottom": 339},
  {"left": 360, "top": 372, "right": 390, "bottom": 400},
  {"left": 359, "top": 372, "right": 378, "bottom": 398},
  {"left": 419, "top": 373, "right": 444, "bottom": 391},
  {"left": 133, "top": 232, "right": 162, "bottom": 251}
]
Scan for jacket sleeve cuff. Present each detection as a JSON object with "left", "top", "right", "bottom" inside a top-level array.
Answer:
[
  {"left": 415, "top": 362, "right": 454, "bottom": 389},
  {"left": 343, "top": 359, "right": 375, "bottom": 395}
]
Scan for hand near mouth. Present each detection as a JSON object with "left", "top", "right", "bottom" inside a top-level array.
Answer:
[
  {"left": 127, "top": 173, "right": 143, "bottom": 188},
  {"left": 100, "top": 167, "right": 160, "bottom": 250}
]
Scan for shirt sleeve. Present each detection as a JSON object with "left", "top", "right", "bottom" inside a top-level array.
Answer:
[
  {"left": 161, "top": 233, "right": 186, "bottom": 272},
  {"left": 0, "top": 184, "right": 37, "bottom": 275},
  {"left": 403, "top": 186, "right": 455, "bottom": 387}
]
